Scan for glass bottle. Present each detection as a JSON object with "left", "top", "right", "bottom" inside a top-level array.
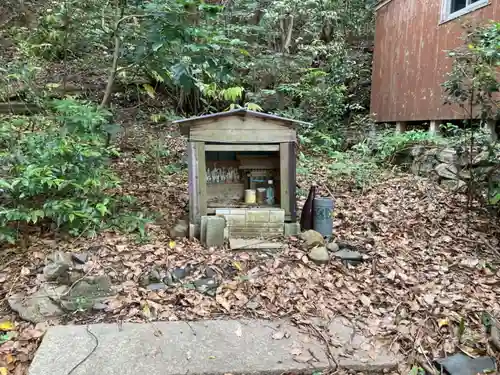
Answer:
[
  {"left": 266, "top": 180, "right": 275, "bottom": 205},
  {"left": 300, "top": 182, "right": 317, "bottom": 231}
]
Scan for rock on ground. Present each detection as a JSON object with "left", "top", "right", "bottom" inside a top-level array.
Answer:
[
  {"left": 441, "top": 179, "right": 467, "bottom": 191},
  {"left": 435, "top": 163, "right": 459, "bottom": 180},
  {"left": 333, "top": 249, "right": 364, "bottom": 261},
  {"left": 308, "top": 246, "right": 329, "bottom": 265},
  {"left": 45, "top": 251, "right": 73, "bottom": 267},
  {"left": 71, "top": 252, "right": 89, "bottom": 264},
  {"left": 300, "top": 230, "right": 325, "bottom": 248},
  {"left": 59, "top": 275, "right": 114, "bottom": 311},
  {"left": 170, "top": 219, "right": 189, "bottom": 239},
  {"left": 43, "top": 263, "right": 70, "bottom": 281},
  {"left": 326, "top": 242, "right": 340, "bottom": 252},
  {"left": 8, "top": 290, "right": 64, "bottom": 324}
]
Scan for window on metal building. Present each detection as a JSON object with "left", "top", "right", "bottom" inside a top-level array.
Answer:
[{"left": 442, "top": 0, "right": 488, "bottom": 23}]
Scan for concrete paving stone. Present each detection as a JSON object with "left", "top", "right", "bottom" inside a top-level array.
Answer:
[
  {"left": 28, "top": 320, "right": 330, "bottom": 375},
  {"left": 327, "top": 316, "right": 400, "bottom": 371}
]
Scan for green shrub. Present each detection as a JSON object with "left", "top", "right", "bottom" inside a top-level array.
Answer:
[
  {"left": 0, "top": 99, "right": 146, "bottom": 243},
  {"left": 353, "top": 129, "right": 446, "bottom": 162}
]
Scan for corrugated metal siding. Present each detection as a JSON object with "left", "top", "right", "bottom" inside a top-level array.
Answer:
[{"left": 371, "top": 0, "right": 499, "bottom": 122}]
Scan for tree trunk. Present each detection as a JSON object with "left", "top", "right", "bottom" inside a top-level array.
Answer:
[{"left": 100, "top": 34, "right": 121, "bottom": 108}]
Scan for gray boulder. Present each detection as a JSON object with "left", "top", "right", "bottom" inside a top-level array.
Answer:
[
  {"left": 43, "top": 262, "right": 70, "bottom": 281},
  {"left": 300, "top": 230, "right": 325, "bottom": 248},
  {"left": 435, "top": 163, "right": 458, "bottom": 179},
  {"left": 193, "top": 278, "right": 218, "bottom": 296},
  {"left": 326, "top": 242, "right": 340, "bottom": 252},
  {"left": 43, "top": 284, "right": 69, "bottom": 303},
  {"left": 170, "top": 219, "right": 189, "bottom": 239},
  {"left": 59, "top": 275, "right": 114, "bottom": 311},
  {"left": 71, "top": 252, "right": 89, "bottom": 264},
  {"left": 46, "top": 251, "right": 73, "bottom": 266},
  {"left": 436, "top": 148, "right": 458, "bottom": 164},
  {"left": 308, "top": 246, "right": 329, "bottom": 265},
  {"left": 8, "top": 290, "right": 64, "bottom": 323},
  {"left": 472, "top": 150, "right": 492, "bottom": 166},
  {"left": 440, "top": 179, "right": 467, "bottom": 191},
  {"left": 411, "top": 150, "right": 438, "bottom": 176}
]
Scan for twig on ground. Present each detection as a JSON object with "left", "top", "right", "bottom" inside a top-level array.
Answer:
[
  {"left": 418, "top": 357, "right": 439, "bottom": 375},
  {"left": 3, "top": 272, "right": 22, "bottom": 301},
  {"left": 67, "top": 325, "right": 98, "bottom": 375},
  {"left": 322, "top": 184, "right": 335, "bottom": 199},
  {"left": 184, "top": 321, "right": 197, "bottom": 336},
  {"left": 308, "top": 323, "right": 339, "bottom": 369},
  {"left": 61, "top": 263, "right": 96, "bottom": 298},
  {"left": 0, "top": 256, "right": 21, "bottom": 272},
  {"left": 418, "top": 344, "right": 438, "bottom": 375},
  {"left": 442, "top": 227, "right": 500, "bottom": 257},
  {"left": 456, "top": 344, "right": 477, "bottom": 359}
]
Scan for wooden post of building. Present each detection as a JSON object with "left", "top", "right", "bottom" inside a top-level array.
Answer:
[
  {"left": 395, "top": 122, "right": 406, "bottom": 133},
  {"left": 279, "top": 143, "right": 291, "bottom": 220},
  {"left": 483, "top": 120, "right": 498, "bottom": 142},
  {"left": 188, "top": 141, "right": 207, "bottom": 239},
  {"left": 429, "top": 120, "right": 442, "bottom": 136},
  {"left": 187, "top": 142, "right": 199, "bottom": 239}
]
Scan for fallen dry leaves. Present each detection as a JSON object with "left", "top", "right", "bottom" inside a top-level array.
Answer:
[{"left": 1, "top": 141, "right": 500, "bottom": 375}]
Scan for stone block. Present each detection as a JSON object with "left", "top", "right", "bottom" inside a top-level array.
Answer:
[
  {"left": 233, "top": 222, "right": 283, "bottom": 229},
  {"left": 229, "top": 208, "right": 247, "bottom": 215},
  {"left": 229, "top": 227, "right": 283, "bottom": 238},
  {"left": 205, "top": 217, "right": 225, "bottom": 247},
  {"left": 200, "top": 216, "right": 209, "bottom": 243},
  {"left": 245, "top": 210, "right": 270, "bottom": 223},
  {"left": 269, "top": 209, "right": 285, "bottom": 223},
  {"left": 215, "top": 209, "right": 231, "bottom": 216},
  {"left": 189, "top": 224, "right": 199, "bottom": 240},
  {"left": 284, "top": 222, "right": 300, "bottom": 236},
  {"left": 223, "top": 214, "right": 246, "bottom": 226}
]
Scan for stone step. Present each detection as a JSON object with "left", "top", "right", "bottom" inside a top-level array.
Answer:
[{"left": 28, "top": 319, "right": 399, "bottom": 375}]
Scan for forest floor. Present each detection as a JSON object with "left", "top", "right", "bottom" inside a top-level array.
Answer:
[{"left": 1, "top": 126, "right": 500, "bottom": 375}]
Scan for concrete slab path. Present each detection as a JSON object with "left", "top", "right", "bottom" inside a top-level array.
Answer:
[{"left": 28, "top": 319, "right": 399, "bottom": 375}]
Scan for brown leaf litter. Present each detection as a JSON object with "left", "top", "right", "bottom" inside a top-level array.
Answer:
[{"left": 1, "top": 156, "right": 500, "bottom": 374}]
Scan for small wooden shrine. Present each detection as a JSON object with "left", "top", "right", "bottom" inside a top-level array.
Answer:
[{"left": 174, "top": 109, "right": 301, "bottom": 237}]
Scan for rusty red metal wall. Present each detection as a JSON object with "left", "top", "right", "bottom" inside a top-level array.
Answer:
[{"left": 371, "top": 0, "right": 499, "bottom": 123}]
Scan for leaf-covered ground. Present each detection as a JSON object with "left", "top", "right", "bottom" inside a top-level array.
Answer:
[{"left": 0, "top": 133, "right": 499, "bottom": 375}]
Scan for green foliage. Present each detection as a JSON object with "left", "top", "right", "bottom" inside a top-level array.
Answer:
[
  {"left": 299, "top": 129, "right": 447, "bottom": 189},
  {"left": 408, "top": 366, "right": 425, "bottom": 375},
  {"left": 7, "top": 0, "right": 376, "bottom": 135},
  {"left": 444, "top": 21, "right": 500, "bottom": 120},
  {"left": 355, "top": 130, "right": 446, "bottom": 163},
  {"left": 14, "top": 0, "right": 105, "bottom": 60},
  {"left": 133, "top": 133, "right": 187, "bottom": 180},
  {"left": 444, "top": 21, "right": 500, "bottom": 210},
  {"left": 328, "top": 150, "right": 381, "bottom": 189},
  {"left": 0, "top": 99, "right": 148, "bottom": 243},
  {"left": 124, "top": 0, "right": 250, "bottom": 113}
]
